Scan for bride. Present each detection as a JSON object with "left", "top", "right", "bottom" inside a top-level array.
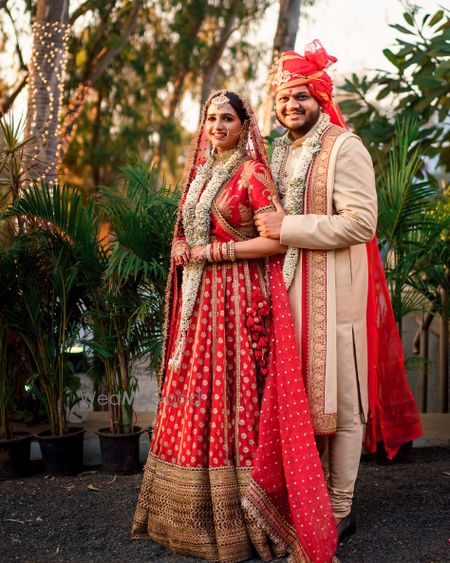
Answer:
[{"left": 132, "top": 90, "right": 337, "bottom": 563}]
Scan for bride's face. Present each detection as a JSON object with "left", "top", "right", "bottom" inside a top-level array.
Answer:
[{"left": 205, "top": 102, "right": 243, "bottom": 152}]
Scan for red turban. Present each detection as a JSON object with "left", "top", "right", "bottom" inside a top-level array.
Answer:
[{"left": 272, "top": 40, "right": 347, "bottom": 128}]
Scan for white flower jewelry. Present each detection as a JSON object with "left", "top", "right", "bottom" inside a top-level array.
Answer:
[
  {"left": 168, "top": 147, "right": 246, "bottom": 371},
  {"left": 271, "top": 113, "right": 330, "bottom": 289}
]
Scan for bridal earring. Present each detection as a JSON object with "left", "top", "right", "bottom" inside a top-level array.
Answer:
[{"left": 237, "top": 121, "right": 249, "bottom": 151}]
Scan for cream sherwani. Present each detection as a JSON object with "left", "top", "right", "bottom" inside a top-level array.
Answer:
[
  {"left": 276, "top": 119, "right": 377, "bottom": 517},
  {"left": 280, "top": 125, "right": 377, "bottom": 427}
]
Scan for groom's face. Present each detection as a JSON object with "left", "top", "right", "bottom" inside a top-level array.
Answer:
[{"left": 275, "top": 85, "right": 321, "bottom": 138}]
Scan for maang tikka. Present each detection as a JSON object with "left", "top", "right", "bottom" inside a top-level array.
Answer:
[{"left": 211, "top": 92, "right": 230, "bottom": 107}]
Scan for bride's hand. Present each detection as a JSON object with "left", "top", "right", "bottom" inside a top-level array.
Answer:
[
  {"left": 191, "top": 245, "right": 207, "bottom": 263},
  {"left": 172, "top": 241, "right": 191, "bottom": 266}
]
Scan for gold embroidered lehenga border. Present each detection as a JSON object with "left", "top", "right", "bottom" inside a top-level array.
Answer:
[{"left": 132, "top": 456, "right": 280, "bottom": 562}]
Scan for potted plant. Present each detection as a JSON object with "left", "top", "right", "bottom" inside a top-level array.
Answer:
[
  {"left": 0, "top": 117, "right": 36, "bottom": 478},
  {"left": 0, "top": 241, "right": 38, "bottom": 478},
  {"left": 84, "top": 288, "right": 143, "bottom": 474},
  {"left": 84, "top": 163, "right": 177, "bottom": 474},
  {"left": 0, "top": 323, "right": 33, "bottom": 479},
  {"left": 375, "top": 117, "right": 446, "bottom": 332},
  {"left": 4, "top": 183, "right": 102, "bottom": 474},
  {"left": 373, "top": 117, "right": 449, "bottom": 459}
]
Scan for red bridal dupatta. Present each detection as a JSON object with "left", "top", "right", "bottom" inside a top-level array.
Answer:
[
  {"left": 244, "top": 237, "right": 423, "bottom": 562},
  {"left": 243, "top": 257, "right": 338, "bottom": 562},
  {"left": 364, "top": 239, "right": 422, "bottom": 458}
]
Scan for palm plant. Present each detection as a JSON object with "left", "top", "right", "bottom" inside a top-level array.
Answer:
[
  {"left": 0, "top": 116, "right": 29, "bottom": 207},
  {"left": 82, "top": 162, "right": 178, "bottom": 433},
  {"left": 1, "top": 142, "right": 178, "bottom": 436},
  {"left": 0, "top": 115, "right": 46, "bottom": 209},
  {"left": 0, "top": 116, "right": 41, "bottom": 440},
  {"left": 0, "top": 227, "right": 16, "bottom": 440},
  {"left": 0, "top": 228, "right": 28, "bottom": 440},
  {"left": 3, "top": 183, "right": 103, "bottom": 435},
  {"left": 0, "top": 324, "right": 13, "bottom": 440},
  {"left": 100, "top": 162, "right": 178, "bottom": 364},
  {"left": 376, "top": 116, "right": 449, "bottom": 336},
  {"left": 82, "top": 289, "right": 140, "bottom": 434}
]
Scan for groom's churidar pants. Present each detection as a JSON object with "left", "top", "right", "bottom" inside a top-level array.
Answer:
[{"left": 316, "top": 384, "right": 364, "bottom": 519}]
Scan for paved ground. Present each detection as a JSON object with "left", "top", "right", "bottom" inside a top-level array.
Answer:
[{"left": 1, "top": 447, "right": 449, "bottom": 562}]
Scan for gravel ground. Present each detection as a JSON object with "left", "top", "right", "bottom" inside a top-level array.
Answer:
[{"left": 1, "top": 447, "right": 449, "bottom": 563}]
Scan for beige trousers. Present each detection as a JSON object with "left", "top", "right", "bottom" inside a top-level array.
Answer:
[
  {"left": 316, "top": 414, "right": 364, "bottom": 519},
  {"left": 315, "top": 366, "right": 364, "bottom": 519}
]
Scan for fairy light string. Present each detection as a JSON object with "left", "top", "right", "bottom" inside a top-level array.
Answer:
[
  {"left": 26, "top": 20, "right": 70, "bottom": 183},
  {"left": 58, "top": 82, "right": 91, "bottom": 161}
]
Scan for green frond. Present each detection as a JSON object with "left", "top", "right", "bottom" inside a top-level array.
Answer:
[
  {"left": 377, "top": 116, "right": 438, "bottom": 245},
  {"left": 6, "top": 183, "right": 97, "bottom": 245}
]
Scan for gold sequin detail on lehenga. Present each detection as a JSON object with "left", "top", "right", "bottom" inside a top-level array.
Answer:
[{"left": 131, "top": 454, "right": 282, "bottom": 562}]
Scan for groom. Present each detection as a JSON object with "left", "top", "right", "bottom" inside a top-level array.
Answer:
[{"left": 255, "top": 40, "right": 421, "bottom": 541}]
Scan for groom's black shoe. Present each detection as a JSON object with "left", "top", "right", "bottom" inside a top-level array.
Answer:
[{"left": 337, "top": 512, "right": 357, "bottom": 543}]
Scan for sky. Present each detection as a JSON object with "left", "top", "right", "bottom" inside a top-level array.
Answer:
[{"left": 293, "top": 0, "right": 444, "bottom": 74}]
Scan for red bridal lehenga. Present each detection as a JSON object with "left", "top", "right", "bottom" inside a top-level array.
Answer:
[{"left": 132, "top": 92, "right": 338, "bottom": 563}]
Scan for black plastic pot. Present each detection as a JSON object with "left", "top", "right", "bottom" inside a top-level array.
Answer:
[
  {"left": 97, "top": 426, "right": 143, "bottom": 475},
  {"left": 36, "top": 427, "right": 86, "bottom": 475},
  {"left": 144, "top": 426, "right": 153, "bottom": 442},
  {"left": 0, "top": 432, "right": 33, "bottom": 479}
]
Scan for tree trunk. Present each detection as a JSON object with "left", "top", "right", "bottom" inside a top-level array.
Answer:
[
  {"left": 262, "top": 0, "right": 301, "bottom": 136},
  {"left": 24, "top": 0, "right": 70, "bottom": 183},
  {"left": 199, "top": 1, "right": 240, "bottom": 107},
  {"left": 272, "top": 0, "right": 302, "bottom": 54}
]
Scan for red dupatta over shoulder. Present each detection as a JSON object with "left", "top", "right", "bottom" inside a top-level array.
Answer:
[
  {"left": 365, "top": 239, "right": 422, "bottom": 458},
  {"left": 244, "top": 257, "right": 338, "bottom": 562}
]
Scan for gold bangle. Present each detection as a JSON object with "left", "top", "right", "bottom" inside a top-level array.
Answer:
[
  {"left": 206, "top": 244, "right": 212, "bottom": 262},
  {"left": 228, "top": 240, "right": 236, "bottom": 262}
]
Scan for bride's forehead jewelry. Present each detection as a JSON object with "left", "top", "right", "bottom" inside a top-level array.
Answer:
[{"left": 211, "top": 92, "right": 230, "bottom": 107}]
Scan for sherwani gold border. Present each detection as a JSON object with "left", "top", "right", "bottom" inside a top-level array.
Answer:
[
  {"left": 132, "top": 454, "right": 278, "bottom": 562},
  {"left": 304, "top": 125, "right": 343, "bottom": 435}
]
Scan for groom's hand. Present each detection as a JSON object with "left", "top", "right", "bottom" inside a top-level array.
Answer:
[{"left": 255, "top": 195, "right": 285, "bottom": 240}]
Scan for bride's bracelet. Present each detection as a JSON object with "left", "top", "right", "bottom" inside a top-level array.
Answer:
[{"left": 205, "top": 241, "right": 236, "bottom": 262}]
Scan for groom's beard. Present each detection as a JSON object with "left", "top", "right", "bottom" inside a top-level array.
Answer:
[{"left": 276, "top": 106, "right": 322, "bottom": 137}]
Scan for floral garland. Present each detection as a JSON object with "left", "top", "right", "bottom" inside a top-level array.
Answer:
[
  {"left": 271, "top": 113, "right": 330, "bottom": 289},
  {"left": 168, "top": 147, "right": 246, "bottom": 371}
]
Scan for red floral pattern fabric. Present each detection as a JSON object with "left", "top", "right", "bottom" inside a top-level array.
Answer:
[{"left": 152, "top": 160, "right": 276, "bottom": 469}]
